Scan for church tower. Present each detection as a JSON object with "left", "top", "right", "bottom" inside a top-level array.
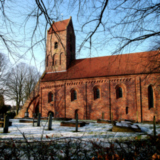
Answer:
[{"left": 46, "top": 17, "right": 75, "bottom": 72}]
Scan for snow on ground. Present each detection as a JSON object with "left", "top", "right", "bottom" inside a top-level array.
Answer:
[{"left": 0, "top": 119, "right": 159, "bottom": 141}]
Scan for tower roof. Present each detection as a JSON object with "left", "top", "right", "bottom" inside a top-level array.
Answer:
[
  {"left": 48, "top": 18, "right": 70, "bottom": 33},
  {"left": 41, "top": 51, "right": 160, "bottom": 81}
]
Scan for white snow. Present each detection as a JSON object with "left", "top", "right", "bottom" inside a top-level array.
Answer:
[{"left": 0, "top": 119, "right": 159, "bottom": 141}]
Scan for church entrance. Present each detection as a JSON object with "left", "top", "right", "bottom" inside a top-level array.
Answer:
[{"left": 48, "top": 111, "right": 54, "bottom": 117}]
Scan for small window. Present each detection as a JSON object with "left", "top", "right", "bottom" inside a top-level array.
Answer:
[
  {"left": 126, "top": 107, "right": 128, "bottom": 114},
  {"left": 48, "top": 92, "right": 53, "bottom": 103},
  {"left": 148, "top": 85, "right": 154, "bottom": 109},
  {"left": 116, "top": 87, "right": 123, "bottom": 99},
  {"left": 54, "top": 60, "right": 58, "bottom": 65},
  {"left": 54, "top": 42, "right": 58, "bottom": 49},
  {"left": 94, "top": 87, "right": 100, "bottom": 100},
  {"left": 71, "top": 90, "right": 77, "bottom": 101}
]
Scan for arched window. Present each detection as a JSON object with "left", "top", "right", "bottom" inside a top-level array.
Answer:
[
  {"left": 54, "top": 42, "right": 58, "bottom": 49},
  {"left": 116, "top": 87, "right": 123, "bottom": 99},
  {"left": 48, "top": 92, "right": 53, "bottom": 103},
  {"left": 94, "top": 87, "right": 100, "bottom": 100},
  {"left": 71, "top": 89, "right": 77, "bottom": 101},
  {"left": 126, "top": 107, "right": 128, "bottom": 114},
  {"left": 53, "top": 53, "right": 58, "bottom": 66},
  {"left": 148, "top": 85, "right": 154, "bottom": 109}
]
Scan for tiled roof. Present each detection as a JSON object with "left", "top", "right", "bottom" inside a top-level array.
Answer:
[
  {"left": 41, "top": 51, "right": 160, "bottom": 82},
  {"left": 48, "top": 19, "right": 70, "bottom": 33}
]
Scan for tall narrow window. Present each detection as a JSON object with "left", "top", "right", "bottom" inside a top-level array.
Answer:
[
  {"left": 54, "top": 42, "right": 58, "bottom": 49},
  {"left": 126, "top": 107, "right": 128, "bottom": 114},
  {"left": 71, "top": 89, "right": 77, "bottom": 101},
  {"left": 116, "top": 87, "right": 123, "bottom": 99},
  {"left": 94, "top": 87, "right": 100, "bottom": 100},
  {"left": 48, "top": 92, "right": 53, "bottom": 103},
  {"left": 148, "top": 85, "right": 154, "bottom": 109}
]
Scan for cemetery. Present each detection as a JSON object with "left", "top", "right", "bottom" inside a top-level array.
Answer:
[
  {"left": 0, "top": 114, "right": 160, "bottom": 159},
  {"left": 0, "top": 114, "right": 159, "bottom": 140}
]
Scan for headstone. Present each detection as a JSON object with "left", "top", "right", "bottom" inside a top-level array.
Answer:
[
  {"left": 75, "top": 113, "right": 78, "bottom": 132},
  {"left": 3, "top": 115, "right": 9, "bottom": 133},
  {"left": 37, "top": 113, "right": 41, "bottom": 127},
  {"left": 102, "top": 112, "right": 104, "bottom": 119},
  {"left": 153, "top": 115, "right": 156, "bottom": 137},
  {"left": 48, "top": 113, "right": 52, "bottom": 130}
]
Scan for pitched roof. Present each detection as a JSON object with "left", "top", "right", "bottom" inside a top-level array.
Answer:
[
  {"left": 41, "top": 51, "right": 160, "bottom": 82},
  {"left": 48, "top": 19, "right": 70, "bottom": 33}
]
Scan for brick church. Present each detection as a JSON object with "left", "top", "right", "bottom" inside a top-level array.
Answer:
[{"left": 17, "top": 17, "right": 160, "bottom": 122}]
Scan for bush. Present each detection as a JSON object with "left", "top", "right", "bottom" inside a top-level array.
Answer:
[{"left": 0, "top": 134, "right": 160, "bottom": 159}]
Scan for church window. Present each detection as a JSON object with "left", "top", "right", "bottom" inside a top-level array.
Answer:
[
  {"left": 48, "top": 92, "right": 53, "bottom": 103},
  {"left": 126, "top": 107, "right": 128, "bottom": 114},
  {"left": 94, "top": 87, "right": 100, "bottom": 100},
  {"left": 54, "top": 60, "right": 57, "bottom": 65},
  {"left": 148, "top": 85, "right": 154, "bottom": 109},
  {"left": 116, "top": 87, "right": 123, "bottom": 99},
  {"left": 71, "top": 89, "right": 77, "bottom": 101},
  {"left": 54, "top": 42, "right": 58, "bottom": 49}
]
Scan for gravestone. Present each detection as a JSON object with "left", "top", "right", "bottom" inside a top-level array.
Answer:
[
  {"left": 153, "top": 115, "right": 156, "bottom": 137},
  {"left": 48, "top": 113, "right": 52, "bottom": 130},
  {"left": 3, "top": 115, "right": 9, "bottom": 133},
  {"left": 75, "top": 113, "right": 78, "bottom": 132}
]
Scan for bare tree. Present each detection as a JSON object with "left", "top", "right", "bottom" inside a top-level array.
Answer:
[
  {"left": 0, "top": 0, "right": 159, "bottom": 59},
  {"left": 0, "top": 53, "right": 9, "bottom": 94},
  {"left": 5, "top": 63, "right": 39, "bottom": 115},
  {"left": 24, "top": 66, "right": 40, "bottom": 102}
]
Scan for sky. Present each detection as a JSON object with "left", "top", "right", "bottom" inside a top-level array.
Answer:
[{"left": 0, "top": 0, "right": 157, "bottom": 74}]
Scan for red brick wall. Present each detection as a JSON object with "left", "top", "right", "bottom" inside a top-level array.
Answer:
[
  {"left": 27, "top": 73, "right": 159, "bottom": 122},
  {"left": 46, "top": 30, "right": 67, "bottom": 72}
]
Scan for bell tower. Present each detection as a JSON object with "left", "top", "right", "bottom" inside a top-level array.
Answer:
[{"left": 46, "top": 17, "right": 75, "bottom": 73}]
